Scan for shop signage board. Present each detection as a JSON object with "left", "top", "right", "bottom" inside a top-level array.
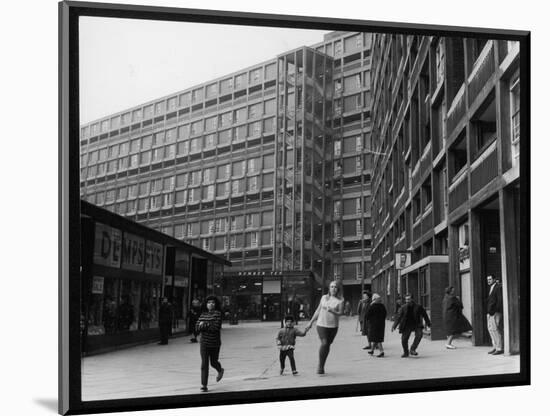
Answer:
[
  {"left": 144, "top": 240, "right": 163, "bottom": 275},
  {"left": 93, "top": 222, "right": 164, "bottom": 274},
  {"left": 91, "top": 276, "right": 104, "bottom": 294},
  {"left": 94, "top": 223, "right": 122, "bottom": 268}
]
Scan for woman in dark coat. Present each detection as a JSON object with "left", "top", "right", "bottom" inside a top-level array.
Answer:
[
  {"left": 365, "top": 293, "right": 387, "bottom": 357},
  {"left": 357, "top": 291, "right": 371, "bottom": 350},
  {"left": 196, "top": 295, "right": 224, "bottom": 392},
  {"left": 442, "top": 286, "right": 472, "bottom": 349}
]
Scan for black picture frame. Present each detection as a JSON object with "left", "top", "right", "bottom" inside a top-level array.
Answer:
[{"left": 59, "top": 1, "right": 530, "bottom": 414}]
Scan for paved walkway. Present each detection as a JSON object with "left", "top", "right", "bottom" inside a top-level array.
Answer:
[{"left": 82, "top": 316, "right": 519, "bottom": 401}]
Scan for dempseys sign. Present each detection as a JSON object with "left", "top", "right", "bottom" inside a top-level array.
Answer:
[{"left": 94, "top": 222, "right": 163, "bottom": 275}]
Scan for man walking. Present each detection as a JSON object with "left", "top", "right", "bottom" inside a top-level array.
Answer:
[
  {"left": 486, "top": 275, "right": 503, "bottom": 355},
  {"left": 357, "top": 291, "right": 371, "bottom": 349},
  {"left": 158, "top": 297, "right": 173, "bottom": 345},
  {"left": 391, "top": 293, "right": 431, "bottom": 357}
]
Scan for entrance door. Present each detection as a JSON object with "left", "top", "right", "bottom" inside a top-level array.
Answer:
[
  {"left": 460, "top": 272, "right": 472, "bottom": 325},
  {"left": 262, "top": 294, "right": 281, "bottom": 321}
]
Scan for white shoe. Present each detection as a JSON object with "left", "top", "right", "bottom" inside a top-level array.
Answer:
[{"left": 445, "top": 344, "right": 456, "bottom": 349}]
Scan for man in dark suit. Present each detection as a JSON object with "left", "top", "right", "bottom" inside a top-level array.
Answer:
[
  {"left": 391, "top": 293, "right": 431, "bottom": 357},
  {"left": 486, "top": 275, "right": 503, "bottom": 355},
  {"left": 158, "top": 297, "right": 173, "bottom": 345}
]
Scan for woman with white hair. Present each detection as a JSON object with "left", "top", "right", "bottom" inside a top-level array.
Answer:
[
  {"left": 365, "top": 293, "right": 387, "bottom": 357},
  {"left": 305, "top": 281, "right": 344, "bottom": 374}
]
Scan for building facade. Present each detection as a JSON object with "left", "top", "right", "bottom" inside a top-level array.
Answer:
[
  {"left": 370, "top": 34, "right": 521, "bottom": 353},
  {"left": 79, "top": 31, "right": 374, "bottom": 318}
]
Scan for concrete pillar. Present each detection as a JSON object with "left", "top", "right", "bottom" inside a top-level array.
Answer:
[
  {"left": 469, "top": 209, "right": 486, "bottom": 346},
  {"left": 499, "top": 186, "right": 520, "bottom": 354}
]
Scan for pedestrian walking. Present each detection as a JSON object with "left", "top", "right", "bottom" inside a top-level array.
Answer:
[
  {"left": 196, "top": 295, "right": 224, "bottom": 392},
  {"left": 344, "top": 300, "right": 351, "bottom": 316},
  {"left": 357, "top": 291, "right": 371, "bottom": 349},
  {"left": 158, "top": 297, "right": 173, "bottom": 345},
  {"left": 442, "top": 286, "right": 472, "bottom": 349},
  {"left": 189, "top": 298, "right": 201, "bottom": 343},
  {"left": 305, "top": 281, "right": 344, "bottom": 375},
  {"left": 276, "top": 315, "right": 309, "bottom": 375},
  {"left": 486, "top": 275, "right": 503, "bottom": 355},
  {"left": 391, "top": 293, "right": 431, "bottom": 357},
  {"left": 392, "top": 295, "right": 402, "bottom": 321},
  {"left": 365, "top": 293, "right": 387, "bottom": 357}
]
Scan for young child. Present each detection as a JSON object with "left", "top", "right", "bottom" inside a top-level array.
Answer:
[{"left": 276, "top": 315, "right": 308, "bottom": 375}]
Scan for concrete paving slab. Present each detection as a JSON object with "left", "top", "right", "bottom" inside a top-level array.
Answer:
[{"left": 82, "top": 316, "right": 519, "bottom": 401}]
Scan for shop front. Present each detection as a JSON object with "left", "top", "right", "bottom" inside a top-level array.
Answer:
[
  {"left": 214, "top": 271, "right": 316, "bottom": 323},
  {"left": 81, "top": 201, "right": 229, "bottom": 355},
  {"left": 399, "top": 256, "right": 449, "bottom": 341},
  {"left": 81, "top": 218, "right": 165, "bottom": 355}
]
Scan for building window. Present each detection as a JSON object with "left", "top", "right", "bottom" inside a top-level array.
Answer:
[
  {"left": 217, "top": 164, "right": 230, "bottom": 181},
  {"left": 234, "top": 107, "right": 247, "bottom": 123},
  {"left": 216, "top": 181, "right": 230, "bottom": 198},
  {"left": 176, "top": 173, "right": 188, "bottom": 188},
  {"left": 151, "top": 178, "right": 163, "bottom": 194},
  {"left": 220, "top": 111, "right": 233, "bottom": 127},
  {"left": 191, "top": 121, "right": 203, "bottom": 136},
  {"left": 154, "top": 101, "right": 165, "bottom": 115},
  {"left": 232, "top": 179, "right": 244, "bottom": 195},
  {"left": 143, "top": 105, "right": 153, "bottom": 119},
  {"left": 190, "top": 138, "right": 201, "bottom": 153},
  {"left": 178, "top": 124, "right": 190, "bottom": 140},
  {"left": 151, "top": 148, "right": 162, "bottom": 163},
  {"left": 235, "top": 73, "right": 246, "bottom": 89},
  {"left": 248, "top": 121, "right": 262, "bottom": 137},
  {"left": 247, "top": 176, "right": 259, "bottom": 192},
  {"left": 175, "top": 190, "right": 187, "bottom": 205},
  {"left": 191, "top": 88, "right": 203, "bottom": 103},
  {"left": 249, "top": 68, "right": 261, "bottom": 84},
  {"left": 190, "top": 170, "right": 202, "bottom": 186},
  {"left": 204, "top": 116, "right": 217, "bottom": 132},
  {"left": 510, "top": 74, "right": 520, "bottom": 165},
  {"left": 177, "top": 141, "right": 189, "bottom": 156},
  {"left": 247, "top": 158, "right": 259, "bottom": 174}
]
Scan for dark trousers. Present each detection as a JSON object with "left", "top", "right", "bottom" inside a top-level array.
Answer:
[
  {"left": 317, "top": 326, "right": 338, "bottom": 371},
  {"left": 200, "top": 343, "right": 222, "bottom": 387},
  {"left": 159, "top": 322, "right": 170, "bottom": 344},
  {"left": 279, "top": 349, "right": 296, "bottom": 371},
  {"left": 401, "top": 327, "right": 423, "bottom": 354}
]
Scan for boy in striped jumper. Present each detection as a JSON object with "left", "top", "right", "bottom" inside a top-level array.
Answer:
[
  {"left": 276, "top": 315, "right": 309, "bottom": 375},
  {"left": 196, "top": 296, "right": 224, "bottom": 392}
]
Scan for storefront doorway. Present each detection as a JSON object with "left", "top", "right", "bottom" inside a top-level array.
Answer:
[{"left": 460, "top": 272, "right": 472, "bottom": 324}]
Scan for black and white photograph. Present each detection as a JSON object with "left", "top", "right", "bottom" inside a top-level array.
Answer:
[
  {"left": 61, "top": 2, "right": 530, "bottom": 411},
  {"left": 6, "top": 0, "right": 547, "bottom": 415}
]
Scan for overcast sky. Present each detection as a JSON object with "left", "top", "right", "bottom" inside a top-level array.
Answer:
[{"left": 79, "top": 17, "right": 330, "bottom": 124}]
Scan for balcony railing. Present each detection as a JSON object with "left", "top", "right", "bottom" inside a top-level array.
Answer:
[
  {"left": 468, "top": 41, "right": 495, "bottom": 106},
  {"left": 449, "top": 172, "right": 469, "bottom": 212},
  {"left": 447, "top": 86, "right": 466, "bottom": 137},
  {"left": 470, "top": 143, "right": 498, "bottom": 195}
]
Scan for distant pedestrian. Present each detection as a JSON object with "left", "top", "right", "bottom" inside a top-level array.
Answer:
[
  {"left": 442, "top": 286, "right": 472, "bottom": 349},
  {"left": 189, "top": 298, "right": 201, "bottom": 343},
  {"left": 276, "top": 315, "right": 309, "bottom": 375},
  {"left": 392, "top": 295, "right": 402, "bottom": 321},
  {"left": 486, "top": 275, "right": 503, "bottom": 355},
  {"left": 344, "top": 300, "right": 351, "bottom": 316},
  {"left": 196, "top": 295, "right": 224, "bottom": 392},
  {"left": 158, "top": 297, "right": 173, "bottom": 345},
  {"left": 365, "top": 293, "right": 387, "bottom": 357},
  {"left": 391, "top": 293, "right": 431, "bottom": 357},
  {"left": 357, "top": 291, "right": 372, "bottom": 350},
  {"left": 305, "top": 281, "right": 344, "bottom": 375}
]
